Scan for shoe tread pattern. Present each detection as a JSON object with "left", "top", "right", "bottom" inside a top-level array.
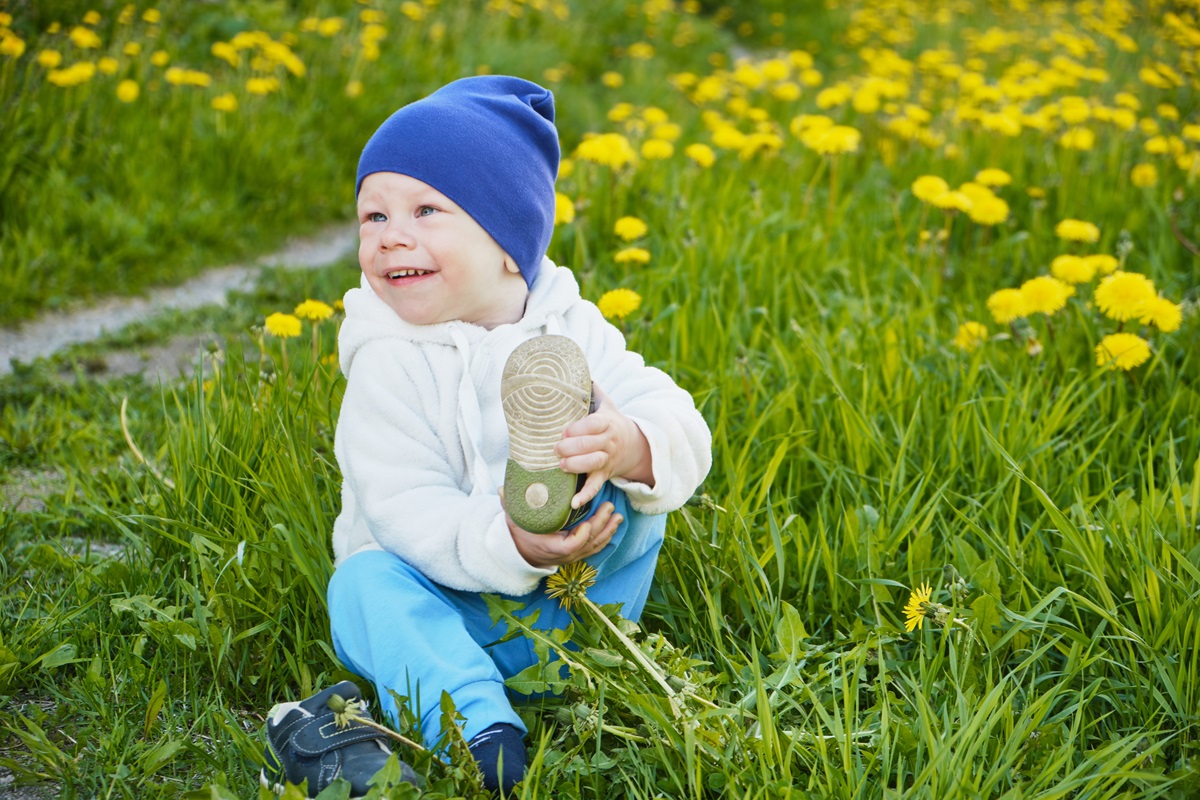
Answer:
[{"left": 502, "top": 335, "right": 591, "bottom": 534}]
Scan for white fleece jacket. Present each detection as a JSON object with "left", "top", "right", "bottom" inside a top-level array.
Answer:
[{"left": 332, "top": 258, "right": 712, "bottom": 596}]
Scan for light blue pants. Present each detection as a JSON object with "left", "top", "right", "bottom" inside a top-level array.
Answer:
[{"left": 327, "top": 482, "right": 666, "bottom": 746}]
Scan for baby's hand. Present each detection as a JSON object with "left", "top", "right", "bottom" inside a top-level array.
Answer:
[
  {"left": 555, "top": 385, "right": 654, "bottom": 510},
  {"left": 504, "top": 497, "right": 622, "bottom": 569}
]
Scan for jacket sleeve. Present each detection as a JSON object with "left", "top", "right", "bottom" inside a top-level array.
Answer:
[
  {"left": 335, "top": 339, "right": 555, "bottom": 595},
  {"left": 564, "top": 302, "right": 713, "bottom": 514}
]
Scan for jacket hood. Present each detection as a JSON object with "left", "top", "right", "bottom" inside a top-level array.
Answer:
[{"left": 338, "top": 256, "right": 580, "bottom": 376}]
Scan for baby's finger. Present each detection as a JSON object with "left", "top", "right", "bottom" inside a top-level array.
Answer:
[
  {"left": 571, "top": 471, "right": 609, "bottom": 509},
  {"left": 590, "top": 513, "right": 622, "bottom": 552},
  {"left": 555, "top": 432, "right": 608, "bottom": 459},
  {"left": 561, "top": 450, "right": 609, "bottom": 478},
  {"left": 562, "top": 413, "right": 607, "bottom": 438}
]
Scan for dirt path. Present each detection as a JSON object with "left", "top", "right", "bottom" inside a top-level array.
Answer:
[{"left": 0, "top": 224, "right": 357, "bottom": 377}]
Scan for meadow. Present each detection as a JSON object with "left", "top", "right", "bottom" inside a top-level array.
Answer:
[{"left": 1, "top": 0, "right": 1199, "bottom": 798}]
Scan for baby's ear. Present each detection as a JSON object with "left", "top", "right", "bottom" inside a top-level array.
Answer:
[{"left": 503, "top": 255, "right": 521, "bottom": 275}]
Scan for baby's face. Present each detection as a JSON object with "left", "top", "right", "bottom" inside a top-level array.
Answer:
[{"left": 357, "top": 172, "right": 527, "bottom": 328}]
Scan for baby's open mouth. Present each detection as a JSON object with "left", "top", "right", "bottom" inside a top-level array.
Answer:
[{"left": 386, "top": 269, "right": 432, "bottom": 279}]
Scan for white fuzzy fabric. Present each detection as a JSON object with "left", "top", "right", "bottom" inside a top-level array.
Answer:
[{"left": 331, "top": 259, "right": 713, "bottom": 595}]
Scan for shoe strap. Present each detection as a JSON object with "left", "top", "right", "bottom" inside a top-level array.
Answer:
[{"left": 289, "top": 714, "right": 392, "bottom": 758}]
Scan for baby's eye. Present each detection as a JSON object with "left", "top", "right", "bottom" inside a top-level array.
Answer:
[
  {"left": 417, "top": 205, "right": 438, "bottom": 217},
  {"left": 365, "top": 212, "right": 387, "bottom": 223}
]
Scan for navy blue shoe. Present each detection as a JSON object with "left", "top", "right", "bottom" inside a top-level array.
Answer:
[
  {"left": 468, "top": 723, "right": 526, "bottom": 795},
  {"left": 260, "top": 680, "right": 418, "bottom": 797}
]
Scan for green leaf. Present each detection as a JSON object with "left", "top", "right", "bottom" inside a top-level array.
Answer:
[
  {"left": 144, "top": 678, "right": 167, "bottom": 738},
  {"left": 482, "top": 593, "right": 527, "bottom": 626},
  {"left": 505, "top": 661, "right": 566, "bottom": 696},
  {"left": 38, "top": 643, "right": 78, "bottom": 670},
  {"left": 583, "top": 647, "right": 629, "bottom": 668},
  {"left": 971, "top": 594, "right": 1002, "bottom": 648},
  {"left": 139, "top": 739, "right": 182, "bottom": 776},
  {"left": 773, "top": 601, "right": 808, "bottom": 660},
  {"left": 314, "top": 779, "right": 352, "bottom": 800},
  {"left": 183, "top": 783, "right": 243, "bottom": 800},
  {"left": 973, "top": 558, "right": 1001, "bottom": 598}
]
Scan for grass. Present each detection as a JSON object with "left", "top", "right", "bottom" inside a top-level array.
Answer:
[{"left": 2, "top": 0, "right": 1200, "bottom": 798}]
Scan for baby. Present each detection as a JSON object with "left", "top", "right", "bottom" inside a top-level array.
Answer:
[{"left": 260, "top": 75, "right": 712, "bottom": 797}]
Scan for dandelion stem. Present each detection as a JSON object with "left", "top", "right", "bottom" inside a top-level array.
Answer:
[
  {"left": 801, "top": 156, "right": 828, "bottom": 219},
  {"left": 582, "top": 596, "right": 681, "bottom": 716}
]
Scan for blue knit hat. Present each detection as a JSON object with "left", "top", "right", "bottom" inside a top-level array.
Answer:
[{"left": 356, "top": 76, "right": 560, "bottom": 288}]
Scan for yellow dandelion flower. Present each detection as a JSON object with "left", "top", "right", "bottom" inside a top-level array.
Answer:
[
  {"left": 614, "top": 247, "right": 651, "bottom": 265},
  {"left": 1083, "top": 254, "right": 1118, "bottom": 275},
  {"left": 1138, "top": 296, "right": 1182, "bottom": 333},
  {"left": 931, "top": 190, "right": 972, "bottom": 213},
  {"left": 904, "top": 583, "right": 933, "bottom": 632},
  {"left": 143, "top": 8, "right": 161, "bottom": 24},
  {"left": 1130, "top": 163, "right": 1158, "bottom": 188},
  {"left": 614, "top": 217, "right": 648, "bottom": 242},
  {"left": 800, "top": 124, "right": 861, "bottom": 156},
  {"left": 685, "top": 142, "right": 716, "bottom": 168},
  {"left": 967, "top": 195, "right": 1009, "bottom": 226},
  {"left": 150, "top": 49, "right": 169, "bottom": 67},
  {"left": 952, "top": 321, "right": 988, "bottom": 352},
  {"left": 212, "top": 93, "right": 238, "bottom": 112},
  {"left": 607, "top": 102, "right": 634, "bottom": 123},
  {"left": 69, "top": 26, "right": 102, "bottom": 49},
  {"left": 596, "top": 288, "right": 642, "bottom": 320},
  {"left": 345, "top": 80, "right": 363, "bottom": 98},
  {"left": 1095, "top": 333, "right": 1151, "bottom": 371},
  {"left": 771, "top": 82, "right": 801, "bottom": 102},
  {"left": 912, "top": 175, "right": 950, "bottom": 203},
  {"left": 212, "top": 41, "right": 240, "bottom": 67},
  {"left": 116, "top": 79, "right": 139, "bottom": 102},
  {"left": 1094, "top": 271, "right": 1156, "bottom": 322},
  {"left": 1055, "top": 219, "right": 1100, "bottom": 243},
  {"left": 652, "top": 122, "right": 682, "bottom": 142},
  {"left": 0, "top": 33, "right": 24, "bottom": 59},
  {"left": 641, "top": 139, "right": 674, "bottom": 160},
  {"left": 546, "top": 561, "right": 598, "bottom": 612},
  {"left": 1050, "top": 254, "right": 1095, "bottom": 284},
  {"left": 265, "top": 312, "right": 302, "bottom": 338},
  {"left": 574, "top": 133, "right": 636, "bottom": 170},
  {"left": 124, "top": 42, "right": 141, "bottom": 56},
  {"left": 1020, "top": 276, "right": 1074, "bottom": 316},
  {"left": 554, "top": 193, "right": 575, "bottom": 225},
  {"left": 317, "top": 17, "right": 344, "bottom": 37},
  {"left": 642, "top": 106, "right": 669, "bottom": 125},
  {"left": 974, "top": 168, "right": 1012, "bottom": 187},
  {"left": 789, "top": 114, "right": 833, "bottom": 138},
  {"left": 1058, "top": 126, "right": 1095, "bottom": 150},
  {"left": 739, "top": 132, "right": 783, "bottom": 160},
  {"left": 711, "top": 124, "right": 747, "bottom": 151},
  {"left": 987, "top": 288, "right": 1027, "bottom": 325},
  {"left": 627, "top": 42, "right": 655, "bottom": 60},
  {"left": 1144, "top": 136, "right": 1170, "bottom": 155},
  {"left": 83, "top": 10, "right": 102, "bottom": 25},
  {"left": 294, "top": 299, "right": 334, "bottom": 322},
  {"left": 98, "top": 56, "right": 118, "bottom": 74},
  {"left": 246, "top": 77, "right": 279, "bottom": 95},
  {"left": 37, "top": 49, "right": 63, "bottom": 68},
  {"left": 47, "top": 62, "right": 97, "bottom": 87}
]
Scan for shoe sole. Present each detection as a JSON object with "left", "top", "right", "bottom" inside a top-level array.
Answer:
[{"left": 502, "top": 335, "right": 591, "bottom": 534}]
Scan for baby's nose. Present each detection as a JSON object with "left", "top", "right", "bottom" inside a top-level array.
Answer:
[{"left": 380, "top": 219, "right": 416, "bottom": 249}]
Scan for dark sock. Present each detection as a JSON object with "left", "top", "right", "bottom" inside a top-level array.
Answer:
[{"left": 468, "top": 723, "right": 526, "bottom": 795}]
